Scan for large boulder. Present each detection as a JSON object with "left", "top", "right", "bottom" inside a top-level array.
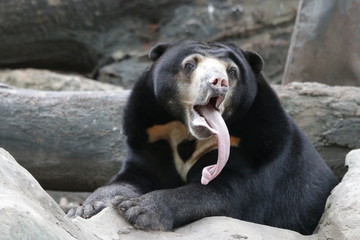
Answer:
[{"left": 1, "top": 148, "right": 360, "bottom": 239}]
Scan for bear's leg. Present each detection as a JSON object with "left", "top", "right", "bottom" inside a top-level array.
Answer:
[
  {"left": 116, "top": 182, "right": 236, "bottom": 231},
  {"left": 67, "top": 183, "right": 141, "bottom": 219}
]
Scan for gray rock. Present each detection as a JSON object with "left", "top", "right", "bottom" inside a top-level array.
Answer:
[
  {"left": 96, "top": 0, "right": 299, "bottom": 88},
  {"left": 315, "top": 149, "right": 360, "bottom": 240},
  {"left": 161, "top": 0, "right": 298, "bottom": 85},
  {"left": 283, "top": 0, "right": 360, "bottom": 86},
  {"left": 47, "top": 190, "right": 91, "bottom": 213},
  {"left": 0, "top": 0, "right": 297, "bottom": 85},
  {"left": 274, "top": 82, "right": 360, "bottom": 179},
  {"left": 77, "top": 209, "right": 314, "bottom": 240},
  {"left": 97, "top": 52, "right": 150, "bottom": 89},
  {"left": 0, "top": 68, "right": 122, "bottom": 91},
  {"left": 0, "top": 0, "right": 188, "bottom": 73},
  {"left": 0, "top": 148, "right": 95, "bottom": 240},
  {"left": 1, "top": 147, "right": 360, "bottom": 239}
]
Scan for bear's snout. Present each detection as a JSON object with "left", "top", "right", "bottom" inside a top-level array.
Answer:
[
  {"left": 205, "top": 70, "right": 229, "bottom": 98},
  {"left": 207, "top": 76, "right": 228, "bottom": 96}
]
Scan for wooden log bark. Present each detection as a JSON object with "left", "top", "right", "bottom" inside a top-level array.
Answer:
[
  {"left": 0, "top": 82, "right": 359, "bottom": 191},
  {"left": 0, "top": 86, "right": 129, "bottom": 191}
]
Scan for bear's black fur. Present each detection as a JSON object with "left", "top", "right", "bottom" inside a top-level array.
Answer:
[{"left": 68, "top": 40, "right": 338, "bottom": 235}]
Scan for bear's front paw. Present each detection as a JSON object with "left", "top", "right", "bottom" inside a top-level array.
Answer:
[
  {"left": 67, "top": 200, "right": 107, "bottom": 219},
  {"left": 116, "top": 194, "right": 173, "bottom": 231}
]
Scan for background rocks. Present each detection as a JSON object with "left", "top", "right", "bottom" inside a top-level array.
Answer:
[
  {"left": 274, "top": 83, "right": 360, "bottom": 178},
  {"left": 96, "top": 51, "right": 150, "bottom": 88},
  {"left": 0, "top": 0, "right": 298, "bottom": 86},
  {"left": 0, "top": 0, "right": 189, "bottom": 73},
  {"left": 96, "top": 0, "right": 298, "bottom": 87},
  {"left": 1, "top": 148, "right": 360, "bottom": 240},
  {"left": 315, "top": 149, "right": 360, "bottom": 240},
  {"left": 283, "top": 0, "right": 360, "bottom": 86},
  {"left": 0, "top": 148, "right": 94, "bottom": 240}
]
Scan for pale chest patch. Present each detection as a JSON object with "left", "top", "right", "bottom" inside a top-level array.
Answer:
[{"left": 147, "top": 121, "right": 240, "bottom": 181}]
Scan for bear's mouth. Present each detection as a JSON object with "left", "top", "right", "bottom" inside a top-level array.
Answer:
[
  {"left": 188, "top": 95, "right": 230, "bottom": 185},
  {"left": 194, "top": 96, "right": 224, "bottom": 112},
  {"left": 190, "top": 96, "right": 224, "bottom": 139}
]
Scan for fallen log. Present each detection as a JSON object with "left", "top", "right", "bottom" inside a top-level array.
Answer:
[
  {"left": 0, "top": 86, "right": 129, "bottom": 191},
  {"left": 0, "top": 82, "right": 359, "bottom": 191}
]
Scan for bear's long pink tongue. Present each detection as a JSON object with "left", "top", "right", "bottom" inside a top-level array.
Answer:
[{"left": 198, "top": 104, "right": 230, "bottom": 185}]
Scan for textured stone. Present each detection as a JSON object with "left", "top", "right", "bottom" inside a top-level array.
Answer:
[
  {"left": 0, "top": 0, "right": 188, "bottom": 72},
  {"left": 0, "top": 148, "right": 308, "bottom": 240},
  {"left": 0, "top": 0, "right": 297, "bottom": 85},
  {"left": 315, "top": 149, "right": 360, "bottom": 240},
  {"left": 283, "top": 0, "right": 360, "bottom": 86},
  {"left": 78, "top": 209, "right": 314, "bottom": 240},
  {"left": 97, "top": 52, "right": 150, "bottom": 89},
  {"left": 274, "top": 82, "right": 360, "bottom": 179},
  {"left": 0, "top": 148, "right": 95, "bottom": 240},
  {"left": 1, "top": 148, "right": 360, "bottom": 239}
]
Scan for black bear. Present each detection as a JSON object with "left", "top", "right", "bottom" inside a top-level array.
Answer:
[{"left": 68, "top": 40, "right": 338, "bottom": 235}]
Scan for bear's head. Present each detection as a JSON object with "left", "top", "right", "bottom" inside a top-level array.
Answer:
[{"left": 148, "top": 40, "right": 263, "bottom": 140}]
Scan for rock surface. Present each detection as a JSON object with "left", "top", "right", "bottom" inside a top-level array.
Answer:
[
  {"left": 1, "top": 148, "right": 360, "bottom": 240},
  {"left": 315, "top": 149, "right": 360, "bottom": 240},
  {"left": 96, "top": 51, "right": 151, "bottom": 89},
  {"left": 0, "top": 148, "right": 94, "bottom": 240},
  {"left": 0, "top": 68, "right": 122, "bottom": 91},
  {"left": 273, "top": 82, "right": 360, "bottom": 179},
  {"left": 96, "top": 0, "right": 299, "bottom": 87},
  {"left": 283, "top": 0, "right": 360, "bottom": 86},
  {"left": 47, "top": 190, "right": 91, "bottom": 214},
  {"left": 0, "top": 0, "right": 298, "bottom": 85},
  {"left": 0, "top": 0, "right": 188, "bottom": 73}
]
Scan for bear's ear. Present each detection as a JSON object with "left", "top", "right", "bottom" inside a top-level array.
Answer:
[
  {"left": 149, "top": 43, "right": 170, "bottom": 62},
  {"left": 244, "top": 51, "right": 264, "bottom": 74}
]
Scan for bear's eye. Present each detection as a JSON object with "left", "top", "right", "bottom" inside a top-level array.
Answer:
[
  {"left": 184, "top": 62, "right": 196, "bottom": 72},
  {"left": 227, "top": 67, "right": 238, "bottom": 78}
]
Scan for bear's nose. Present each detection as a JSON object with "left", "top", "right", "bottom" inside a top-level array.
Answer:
[{"left": 208, "top": 77, "right": 229, "bottom": 89}]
